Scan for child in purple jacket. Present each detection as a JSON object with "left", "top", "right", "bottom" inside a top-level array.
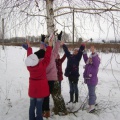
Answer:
[{"left": 83, "top": 45, "right": 100, "bottom": 113}]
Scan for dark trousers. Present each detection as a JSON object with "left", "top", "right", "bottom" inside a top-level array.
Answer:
[
  {"left": 68, "top": 76, "right": 78, "bottom": 94},
  {"left": 29, "top": 98, "right": 44, "bottom": 120},
  {"left": 42, "top": 81, "right": 54, "bottom": 111}
]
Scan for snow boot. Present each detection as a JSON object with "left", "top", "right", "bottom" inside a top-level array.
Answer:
[
  {"left": 68, "top": 93, "right": 74, "bottom": 103},
  {"left": 42, "top": 111, "right": 50, "bottom": 118},
  {"left": 87, "top": 105, "right": 95, "bottom": 113},
  {"left": 73, "top": 93, "right": 78, "bottom": 103}
]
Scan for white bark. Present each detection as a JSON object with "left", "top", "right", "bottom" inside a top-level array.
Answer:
[{"left": 46, "top": 0, "right": 55, "bottom": 36}]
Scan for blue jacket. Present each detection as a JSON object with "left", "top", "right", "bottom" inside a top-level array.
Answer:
[{"left": 63, "top": 44, "right": 85, "bottom": 78}]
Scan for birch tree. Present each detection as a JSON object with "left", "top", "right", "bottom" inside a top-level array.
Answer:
[
  {"left": 0, "top": 0, "right": 120, "bottom": 40},
  {"left": 0, "top": 0, "right": 120, "bottom": 115}
]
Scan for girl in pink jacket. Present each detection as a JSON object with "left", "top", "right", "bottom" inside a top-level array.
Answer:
[{"left": 40, "top": 32, "right": 67, "bottom": 117}]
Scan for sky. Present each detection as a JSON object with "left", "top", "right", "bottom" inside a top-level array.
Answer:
[{"left": 0, "top": 0, "right": 120, "bottom": 42}]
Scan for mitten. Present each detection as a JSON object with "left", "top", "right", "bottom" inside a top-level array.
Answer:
[
  {"left": 22, "top": 44, "right": 28, "bottom": 50},
  {"left": 57, "top": 31, "right": 62, "bottom": 41},
  {"left": 41, "top": 34, "right": 46, "bottom": 42},
  {"left": 80, "top": 44, "right": 85, "bottom": 51}
]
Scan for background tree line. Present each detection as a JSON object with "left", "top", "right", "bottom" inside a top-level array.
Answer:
[{"left": 0, "top": 32, "right": 120, "bottom": 53}]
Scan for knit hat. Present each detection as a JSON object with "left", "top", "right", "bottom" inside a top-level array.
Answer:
[
  {"left": 74, "top": 48, "right": 79, "bottom": 51},
  {"left": 25, "top": 54, "right": 39, "bottom": 66},
  {"left": 34, "top": 49, "right": 45, "bottom": 59}
]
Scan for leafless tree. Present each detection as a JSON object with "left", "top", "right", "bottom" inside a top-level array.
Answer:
[
  {"left": 0, "top": 0, "right": 120, "bottom": 115},
  {"left": 0, "top": 0, "right": 120, "bottom": 41}
]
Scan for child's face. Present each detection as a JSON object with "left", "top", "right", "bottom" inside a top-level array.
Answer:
[
  {"left": 90, "top": 46, "right": 95, "bottom": 53},
  {"left": 73, "top": 49, "right": 78, "bottom": 55},
  {"left": 89, "top": 58, "right": 92, "bottom": 63}
]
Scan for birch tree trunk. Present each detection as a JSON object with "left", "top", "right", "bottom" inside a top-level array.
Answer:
[
  {"left": 46, "top": 0, "right": 55, "bottom": 35},
  {"left": 45, "top": 0, "right": 67, "bottom": 115}
]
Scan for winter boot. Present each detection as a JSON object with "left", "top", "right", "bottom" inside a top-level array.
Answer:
[
  {"left": 87, "top": 105, "right": 95, "bottom": 113},
  {"left": 73, "top": 93, "right": 78, "bottom": 103},
  {"left": 43, "top": 111, "right": 50, "bottom": 118},
  {"left": 68, "top": 93, "right": 74, "bottom": 103}
]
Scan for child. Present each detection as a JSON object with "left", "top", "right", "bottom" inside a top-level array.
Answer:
[
  {"left": 25, "top": 39, "right": 53, "bottom": 120},
  {"left": 61, "top": 42, "right": 85, "bottom": 103},
  {"left": 55, "top": 53, "right": 66, "bottom": 91},
  {"left": 41, "top": 31, "right": 67, "bottom": 117},
  {"left": 83, "top": 45, "right": 100, "bottom": 113}
]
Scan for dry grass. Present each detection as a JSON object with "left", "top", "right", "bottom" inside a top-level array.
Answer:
[{"left": 0, "top": 42, "right": 120, "bottom": 53}]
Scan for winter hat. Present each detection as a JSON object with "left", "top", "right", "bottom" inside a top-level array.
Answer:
[
  {"left": 74, "top": 48, "right": 79, "bottom": 51},
  {"left": 34, "top": 49, "right": 45, "bottom": 59},
  {"left": 25, "top": 54, "right": 39, "bottom": 66}
]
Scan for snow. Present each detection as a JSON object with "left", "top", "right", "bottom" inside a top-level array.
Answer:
[{"left": 0, "top": 45, "right": 120, "bottom": 120}]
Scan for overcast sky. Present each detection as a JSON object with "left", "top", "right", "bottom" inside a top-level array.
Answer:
[{"left": 0, "top": 0, "right": 120, "bottom": 42}]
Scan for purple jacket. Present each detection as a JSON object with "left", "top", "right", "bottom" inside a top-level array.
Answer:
[
  {"left": 40, "top": 40, "right": 61, "bottom": 81},
  {"left": 83, "top": 51, "right": 100, "bottom": 85}
]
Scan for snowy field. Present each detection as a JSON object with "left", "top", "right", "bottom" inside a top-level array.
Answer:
[{"left": 0, "top": 45, "right": 120, "bottom": 120}]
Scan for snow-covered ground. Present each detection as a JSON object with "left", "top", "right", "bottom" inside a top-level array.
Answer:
[{"left": 0, "top": 45, "right": 120, "bottom": 120}]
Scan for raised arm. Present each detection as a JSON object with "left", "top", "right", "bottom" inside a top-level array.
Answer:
[
  {"left": 41, "top": 46, "right": 52, "bottom": 67},
  {"left": 40, "top": 34, "right": 46, "bottom": 50},
  {"left": 52, "top": 40, "right": 61, "bottom": 58},
  {"left": 26, "top": 40, "right": 32, "bottom": 56},
  {"left": 41, "top": 38, "right": 53, "bottom": 67},
  {"left": 91, "top": 53, "right": 100, "bottom": 68},
  {"left": 62, "top": 44, "right": 71, "bottom": 58},
  {"left": 83, "top": 51, "right": 89, "bottom": 63},
  {"left": 27, "top": 47, "right": 32, "bottom": 57},
  {"left": 60, "top": 54, "right": 66, "bottom": 63},
  {"left": 52, "top": 31, "right": 62, "bottom": 58},
  {"left": 76, "top": 44, "right": 85, "bottom": 61}
]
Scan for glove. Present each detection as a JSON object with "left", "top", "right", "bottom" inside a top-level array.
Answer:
[
  {"left": 57, "top": 31, "right": 62, "bottom": 41},
  {"left": 80, "top": 44, "right": 85, "bottom": 51},
  {"left": 22, "top": 44, "right": 28, "bottom": 50},
  {"left": 41, "top": 34, "right": 46, "bottom": 42}
]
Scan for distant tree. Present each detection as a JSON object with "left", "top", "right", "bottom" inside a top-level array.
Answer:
[
  {"left": 62, "top": 32, "right": 71, "bottom": 42},
  {"left": 0, "top": 29, "right": 2, "bottom": 43},
  {"left": 78, "top": 37, "right": 83, "bottom": 43},
  {"left": 102, "top": 40, "right": 106, "bottom": 43},
  {"left": 90, "top": 38, "right": 93, "bottom": 42}
]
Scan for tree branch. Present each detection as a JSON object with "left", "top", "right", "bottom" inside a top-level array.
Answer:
[
  {"left": 20, "top": 10, "right": 47, "bottom": 18},
  {"left": 54, "top": 6, "right": 120, "bottom": 13}
]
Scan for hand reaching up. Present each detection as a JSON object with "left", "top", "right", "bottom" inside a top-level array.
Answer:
[
  {"left": 48, "top": 38, "right": 53, "bottom": 47},
  {"left": 57, "top": 31, "right": 62, "bottom": 41},
  {"left": 60, "top": 40, "right": 64, "bottom": 46},
  {"left": 26, "top": 40, "right": 31, "bottom": 47},
  {"left": 22, "top": 40, "right": 30, "bottom": 50},
  {"left": 41, "top": 34, "right": 46, "bottom": 42}
]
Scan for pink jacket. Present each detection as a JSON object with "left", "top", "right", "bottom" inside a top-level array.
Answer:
[{"left": 40, "top": 40, "right": 61, "bottom": 81}]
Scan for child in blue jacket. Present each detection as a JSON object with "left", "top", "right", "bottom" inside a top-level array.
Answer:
[{"left": 62, "top": 42, "right": 85, "bottom": 103}]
